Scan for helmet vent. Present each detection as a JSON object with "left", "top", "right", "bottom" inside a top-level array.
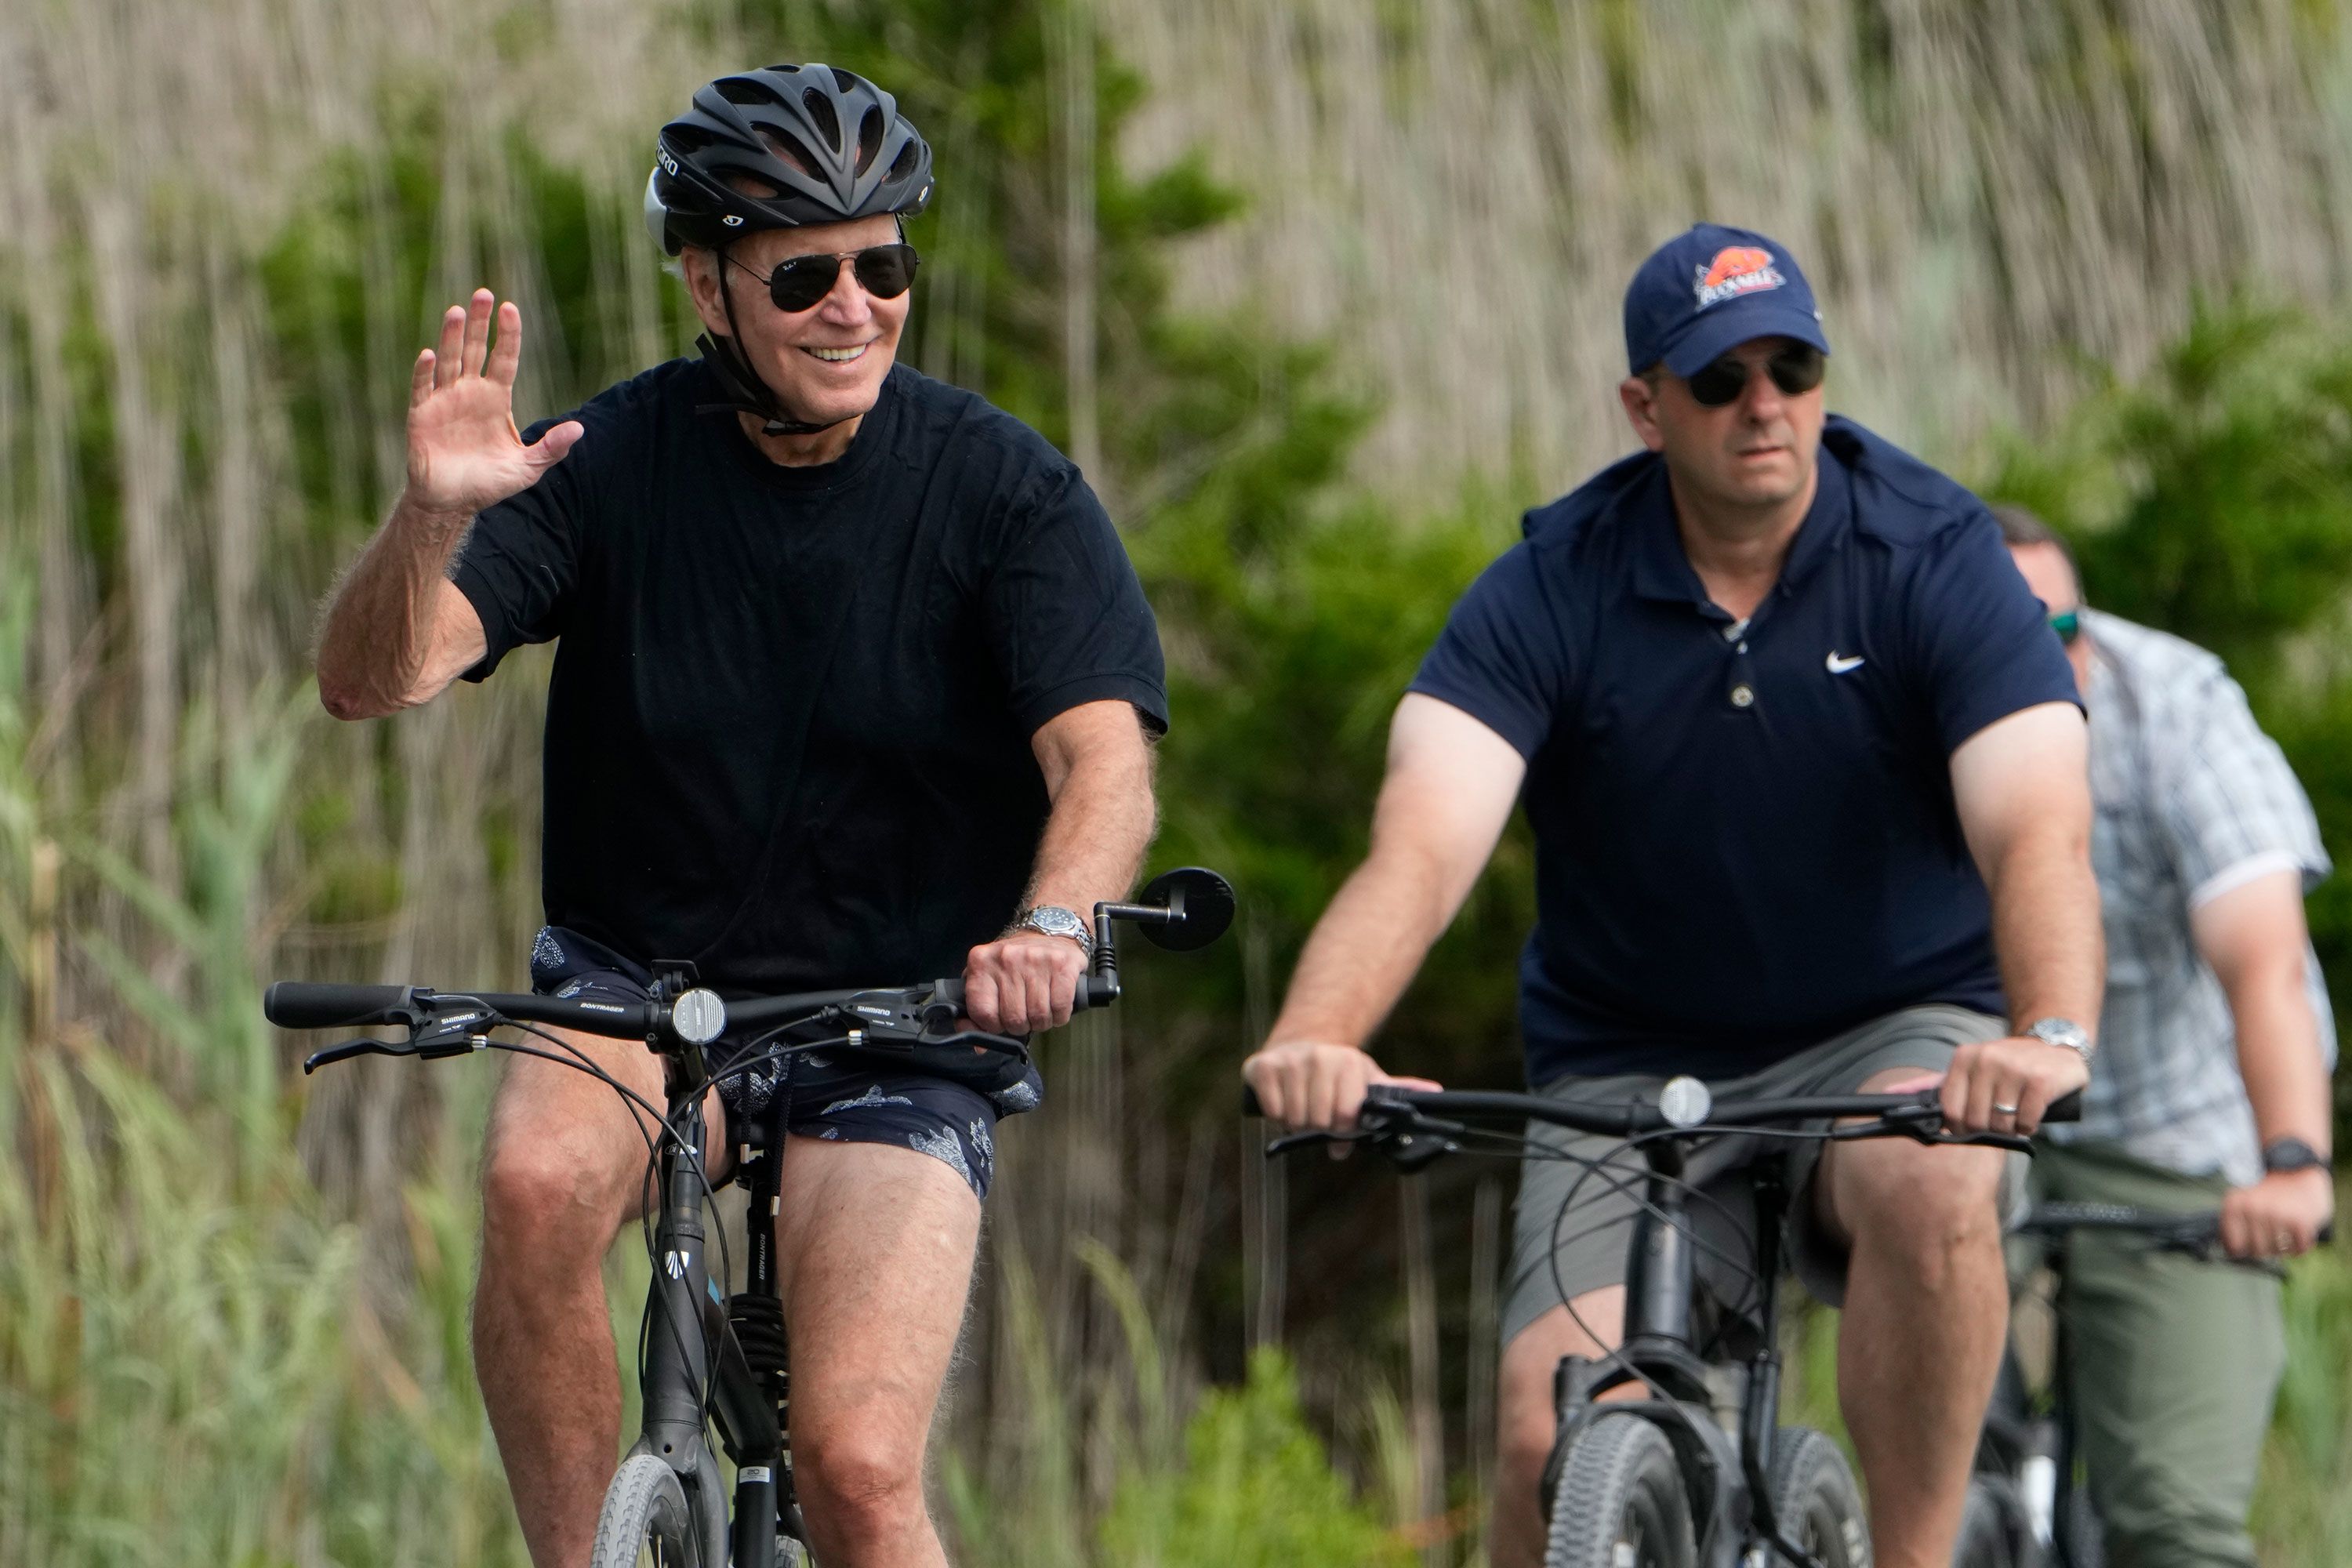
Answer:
[
  {"left": 829, "top": 66, "right": 858, "bottom": 93},
  {"left": 714, "top": 77, "right": 768, "bottom": 106},
  {"left": 887, "top": 140, "right": 920, "bottom": 183},
  {"left": 720, "top": 168, "right": 782, "bottom": 200},
  {"left": 855, "top": 107, "right": 884, "bottom": 175},
  {"left": 802, "top": 88, "right": 842, "bottom": 152},
  {"left": 753, "top": 125, "right": 820, "bottom": 180}
]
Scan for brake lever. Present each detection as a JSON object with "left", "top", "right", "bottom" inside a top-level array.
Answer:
[
  {"left": 302, "top": 1016, "right": 496, "bottom": 1074},
  {"left": 1266, "top": 1128, "right": 1360, "bottom": 1157},
  {"left": 301, "top": 1037, "right": 419, "bottom": 1074}
]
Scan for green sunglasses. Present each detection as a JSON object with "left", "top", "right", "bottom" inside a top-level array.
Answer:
[{"left": 2049, "top": 608, "right": 2081, "bottom": 644}]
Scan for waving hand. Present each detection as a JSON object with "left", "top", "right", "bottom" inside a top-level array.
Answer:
[{"left": 406, "top": 289, "right": 583, "bottom": 514}]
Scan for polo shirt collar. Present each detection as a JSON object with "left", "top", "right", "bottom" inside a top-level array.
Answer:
[{"left": 1628, "top": 441, "right": 1854, "bottom": 610}]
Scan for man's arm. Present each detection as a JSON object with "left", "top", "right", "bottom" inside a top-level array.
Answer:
[
  {"left": 960, "top": 699, "right": 1159, "bottom": 1035},
  {"left": 1940, "top": 700, "right": 2104, "bottom": 1133},
  {"left": 2194, "top": 869, "right": 2335, "bottom": 1257},
  {"left": 316, "top": 289, "right": 581, "bottom": 720},
  {"left": 318, "top": 512, "right": 489, "bottom": 719},
  {"left": 1242, "top": 694, "right": 1526, "bottom": 1131}
]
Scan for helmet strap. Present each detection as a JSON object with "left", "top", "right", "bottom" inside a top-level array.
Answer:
[{"left": 691, "top": 245, "right": 852, "bottom": 439}]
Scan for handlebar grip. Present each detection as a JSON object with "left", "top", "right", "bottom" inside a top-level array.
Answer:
[
  {"left": 2043, "top": 1088, "right": 2084, "bottom": 1125},
  {"left": 264, "top": 982, "right": 423, "bottom": 1029},
  {"left": 924, "top": 973, "right": 1119, "bottom": 1018}
]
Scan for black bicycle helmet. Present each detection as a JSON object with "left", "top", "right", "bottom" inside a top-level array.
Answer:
[{"left": 644, "top": 64, "right": 933, "bottom": 256}]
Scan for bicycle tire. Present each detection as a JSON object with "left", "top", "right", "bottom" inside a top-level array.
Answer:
[
  {"left": 1767, "top": 1426, "right": 1870, "bottom": 1568},
  {"left": 1543, "top": 1414, "right": 1697, "bottom": 1568},
  {"left": 590, "top": 1452, "right": 703, "bottom": 1568},
  {"left": 1950, "top": 1475, "right": 2018, "bottom": 1568}
]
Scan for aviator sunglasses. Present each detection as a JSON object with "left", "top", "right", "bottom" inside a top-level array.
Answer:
[
  {"left": 1684, "top": 343, "right": 1827, "bottom": 408},
  {"left": 727, "top": 243, "right": 920, "bottom": 313}
]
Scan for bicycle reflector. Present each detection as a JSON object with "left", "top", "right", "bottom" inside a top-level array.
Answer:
[
  {"left": 1659, "top": 1076, "right": 1712, "bottom": 1128},
  {"left": 672, "top": 989, "right": 727, "bottom": 1046}
]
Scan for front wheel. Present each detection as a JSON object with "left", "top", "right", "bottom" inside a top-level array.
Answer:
[
  {"left": 1768, "top": 1426, "right": 1870, "bottom": 1568},
  {"left": 1543, "top": 1414, "right": 1697, "bottom": 1568},
  {"left": 590, "top": 1452, "right": 703, "bottom": 1568}
]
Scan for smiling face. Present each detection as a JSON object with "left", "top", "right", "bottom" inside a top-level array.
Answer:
[
  {"left": 682, "top": 213, "right": 909, "bottom": 438},
  {"left": 1619, "top": 335, "right": 1826, "bottom": 513}
]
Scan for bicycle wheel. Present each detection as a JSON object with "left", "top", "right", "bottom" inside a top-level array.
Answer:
[
  {"left": 590, "top": 1452, "right": 703, "bottom": 1568},
  {"left": 1543, "top": 1414, "right": 1696, "bottom": 1568},
  {"left": 1768, "top": 1427, "right": 1870, "bottom": 1568},
  {"left": 1950, "top": 1475, "right": 2019, "bottom": 1568}
]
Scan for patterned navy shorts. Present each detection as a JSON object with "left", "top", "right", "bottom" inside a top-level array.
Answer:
[{"left": 528, "top": 926, "right": 1042, "bottom": 1201}]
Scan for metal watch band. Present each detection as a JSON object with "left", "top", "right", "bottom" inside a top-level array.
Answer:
[
  {"left": 2021, "top": 1016, "right": 2094, "bottom": 1068},
  {"left": 1011, "top": 906, "right": 1093, "bottom": 956}
]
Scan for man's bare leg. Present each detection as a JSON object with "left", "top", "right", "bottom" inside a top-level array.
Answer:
[
  {"left": 1818, "top": 1066, "right": 2010, "bottom": 1568},
  {"left": 472, "top": 1029, "right": 724, "bottom": 1568},
  {"left": 1490, "top": 1287, "right": 1627, "bottom": 1568},
  {"left": 774, "top": 1134, "right": 982, "bottom": 1568}
]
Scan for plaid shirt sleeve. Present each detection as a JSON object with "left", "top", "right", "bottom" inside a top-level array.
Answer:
[{"left": 2154, "top": 660, "right": 2332, "bottom": 905}]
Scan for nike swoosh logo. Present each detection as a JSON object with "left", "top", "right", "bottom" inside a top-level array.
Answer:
[{"left": 1826, "top": 652, "right": 1866, "bottom": 674}]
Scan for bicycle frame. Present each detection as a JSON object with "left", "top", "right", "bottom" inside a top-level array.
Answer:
[
  {"left": 636, "top": 1042, "right": 797, "bottom": 1568},
  {"left": 1543, "top": 1138, "right": 1804, "bottom": 1568}
]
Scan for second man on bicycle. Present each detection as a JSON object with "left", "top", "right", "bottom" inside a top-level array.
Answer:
[{"left": 1244, "top": 224, "right": 2102, "bottom": 1568}]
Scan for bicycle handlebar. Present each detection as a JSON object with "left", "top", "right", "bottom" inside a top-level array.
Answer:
[
  {"left": 265, "top": 973, "right": 1116, "bottom": 1045},
  {"left": 1239, "top": 1081, "right": 2082, "bottom": 1134}
]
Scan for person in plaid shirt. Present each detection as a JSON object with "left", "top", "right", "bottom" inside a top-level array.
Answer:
[{"left": 2000, "top": 505, "right": 2336, "bottom": 1568}]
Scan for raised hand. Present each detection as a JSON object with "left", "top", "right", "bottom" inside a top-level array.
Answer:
[{"left": 405, "top": 289, "right": 583, "bottom": 516}]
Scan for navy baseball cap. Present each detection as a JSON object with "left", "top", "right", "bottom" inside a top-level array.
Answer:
[{"left": 1624, "top": 223, "right": 1831, "bottom": 378}]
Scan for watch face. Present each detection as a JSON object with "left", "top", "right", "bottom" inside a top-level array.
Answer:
[{"left": 1023, "top": 907, "right": 1086, "bottom": 941}]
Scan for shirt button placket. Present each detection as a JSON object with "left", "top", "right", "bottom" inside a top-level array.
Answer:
[{"left": 1724, "top": 619, "right": 1755, "bottom": 710}]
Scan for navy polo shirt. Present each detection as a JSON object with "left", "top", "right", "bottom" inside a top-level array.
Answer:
[{"left": 1410, "top": 416, "right": 2079, "bottom": 1084}]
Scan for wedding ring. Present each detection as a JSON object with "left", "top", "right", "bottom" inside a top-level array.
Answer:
[{"left": 1993, "top": 1102, "right": 2020, "bottom": 1116}]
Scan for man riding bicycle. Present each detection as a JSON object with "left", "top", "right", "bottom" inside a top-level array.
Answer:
[
  {"left": 1243, "top": 225, "right": 2103, "bottom": 1568},
  {"left": 313, "top": 64, "right": 1165, "bottom": 1568},
  {"left": 2000, "top": 506, "right": 2335, "bottom": 1566}
]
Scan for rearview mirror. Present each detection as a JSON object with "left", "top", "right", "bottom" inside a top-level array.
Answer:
[{"left": 1136, "top": 866, "right": 1236, "bottom": 952}]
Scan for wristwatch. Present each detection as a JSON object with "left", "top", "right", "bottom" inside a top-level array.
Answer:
[
  {"left": 2263, "top": 1136, "right": 2333, "bottom": 1176},
  {"left": 1011, "top": 905, "right": 1093, "bottom": 956},
  {"left": 2021, "top": 1017, "right": 2095, "bottom": 1069}
]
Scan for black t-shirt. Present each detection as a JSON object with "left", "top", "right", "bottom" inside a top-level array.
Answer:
[{"left": 452, "top": 359, "right": 1167, "bottom": 993}]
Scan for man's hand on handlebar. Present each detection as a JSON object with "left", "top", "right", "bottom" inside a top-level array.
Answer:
[
  {"left": 963, "top": 931, "right": 1088, "bottom": 1035},
  {"left": 2221, "top": 1168, "right": 2335, "bottom": 1261},
  {"left": 1883, "top": 1036, "right": 2090, "bottom": 1138},
  {"left": 1241, "top": 1040, "right": 1443, "bottom": 1134}
]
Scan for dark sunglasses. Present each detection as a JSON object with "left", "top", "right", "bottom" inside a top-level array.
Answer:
[
  {"left": 728, "top": 243, "right": 920, "bottom": 313},
  {"left": 2049, "top": 608, "right": 2081, "bottom": 644},
  {"left": 1685, "top": 344, "right": 1827, "bottom": 408}
]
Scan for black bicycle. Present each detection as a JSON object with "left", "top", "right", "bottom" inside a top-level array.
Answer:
[
  {"left": 267, "top": 866, "right": 1235, "bottom": 1568},
  {"left": 1961, "top": 1202, "right": 2312, "bottom": 1568},
  {"left": 1250, "top": 1075, "right": 2082, "bottom": 1568}
]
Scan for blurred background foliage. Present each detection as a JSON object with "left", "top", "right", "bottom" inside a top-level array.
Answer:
[{"left": 5, "top": 0, "right": 2352, "bottom": 1563}]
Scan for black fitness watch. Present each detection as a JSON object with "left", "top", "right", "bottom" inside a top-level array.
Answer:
[{"left": 2263, "top": 1136, "right": 2334, "bottom": 1177}]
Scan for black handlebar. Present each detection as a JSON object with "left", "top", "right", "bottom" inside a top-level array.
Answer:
[
  {"left": 1238, "top": 1082, "right": 2084, "bottom": 1134},
  {"left": 263, "top": 982, "right": 434, "bottom": 1031}
]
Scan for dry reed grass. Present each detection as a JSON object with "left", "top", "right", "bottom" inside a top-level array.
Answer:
[{"left": 1110, "top": 0, "right": 2352, "bottom": 501}]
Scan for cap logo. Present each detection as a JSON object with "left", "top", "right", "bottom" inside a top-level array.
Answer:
[{"left": 1693, "top": 246, "right": 1785, "bottom": 308}]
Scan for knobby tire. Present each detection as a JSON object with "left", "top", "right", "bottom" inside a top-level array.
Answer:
[{"left": 1542, "top": 1414, "right": 1697, "bottom": 1568}]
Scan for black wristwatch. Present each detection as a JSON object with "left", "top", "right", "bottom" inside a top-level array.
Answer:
[{"left": 2263, "top": 1136, "right": 2334, "bottom": 1176}]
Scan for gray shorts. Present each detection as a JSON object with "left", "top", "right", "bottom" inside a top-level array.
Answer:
[{"left": 1501, "top": 1004, "right": 2022, "bottom": 1347}]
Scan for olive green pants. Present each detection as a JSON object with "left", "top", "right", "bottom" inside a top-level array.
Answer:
[{"left": 2029, "top": 1142, "right": 2284, "bottom": 1568}]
